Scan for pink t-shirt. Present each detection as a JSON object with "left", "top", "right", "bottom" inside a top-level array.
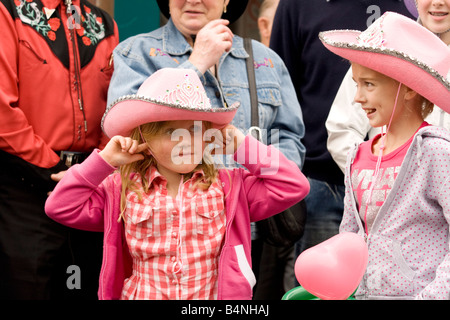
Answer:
[{"left": 351, "top": 122, "right": 429, "bottom": 233}]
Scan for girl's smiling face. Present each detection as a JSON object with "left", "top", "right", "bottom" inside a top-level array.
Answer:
[
  {"left": 416, "top": 0, "right": 450, "bottom": 43},
  {"left": 351, "top": 63, "right": 406, "bottom": 128}
]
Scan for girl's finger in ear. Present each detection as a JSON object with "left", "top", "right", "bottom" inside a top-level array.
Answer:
[{"left": 135, "top": 142, "right": 150, "bottom": 153}]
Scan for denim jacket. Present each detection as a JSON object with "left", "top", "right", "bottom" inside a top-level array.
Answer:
[{"left": 107, "top": 19, "right": 306, "bottom": 167}]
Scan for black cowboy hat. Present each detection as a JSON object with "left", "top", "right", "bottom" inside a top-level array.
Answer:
[{"left": 156, "top": 0, "right": 249, "bottom": 24}]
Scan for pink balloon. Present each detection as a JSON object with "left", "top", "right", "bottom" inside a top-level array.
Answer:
[{"left": 295, "top": 232, "right": 368, "bottom": 300}]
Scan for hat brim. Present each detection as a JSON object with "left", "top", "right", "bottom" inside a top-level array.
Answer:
[
  {"left": 320, "top": 31, "right": 450, "bottom": 113},
  {"left": 156, "top": 0, "right": 249, "bottom": 24},
  {"left": 102, "top": 97, "right": 239, "bottom": 138}
]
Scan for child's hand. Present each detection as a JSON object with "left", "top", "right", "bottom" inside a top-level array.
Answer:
[
  {"left": 99, "top": 136, "right": 147, "bottom": 167},
  {"left": 208, "top": 124, "right": 245, "bottom": 155}
]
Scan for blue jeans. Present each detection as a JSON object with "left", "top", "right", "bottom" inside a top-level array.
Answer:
[{"left": 296, "top": 178, "right": 345, "bottom": 256}]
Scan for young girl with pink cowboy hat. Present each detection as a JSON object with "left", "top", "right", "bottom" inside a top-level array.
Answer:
[
  {"left": 326, "top": 1, "right": 450, "bottom": 174},
  {"left": 45, "top": 68, "right": 309, "bottom": 300},
  {"left": 320, "top": 12, "right": 450, "bottom": 299}
]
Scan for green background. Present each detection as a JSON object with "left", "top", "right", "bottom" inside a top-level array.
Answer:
[{"left": 114, "top": 0, "right": 161, "bottom": 41}]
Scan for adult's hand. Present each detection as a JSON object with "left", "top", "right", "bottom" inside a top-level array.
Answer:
[
  {"left": 189, "top": 19, "right": 234, "bottom": 74},
  {"left": 50, "top": 170, "right": 67, "bottom": 183},
  {"left": 48, "top": 170, "right": 67, "bottom": 196}
]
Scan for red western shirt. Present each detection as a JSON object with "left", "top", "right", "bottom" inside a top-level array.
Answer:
[{"left": 0, "top": 0, "right": 119, "bottom": 168}]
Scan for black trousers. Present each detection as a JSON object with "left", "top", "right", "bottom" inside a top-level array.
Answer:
[
  {"left": 251, "top": 239, "right": 296, "bottom": 300},
  {"left": 0, "top": 150, "right": 103, "bottom": 300}
]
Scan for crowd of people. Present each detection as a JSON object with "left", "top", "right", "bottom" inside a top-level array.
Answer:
[{"left": 1, "top": 0, "right": 449, "bottom": 300}]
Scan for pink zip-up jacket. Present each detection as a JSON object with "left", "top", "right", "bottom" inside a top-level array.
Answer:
[{"left": 45, "top": 135, "right": 309, "bottom": 299}]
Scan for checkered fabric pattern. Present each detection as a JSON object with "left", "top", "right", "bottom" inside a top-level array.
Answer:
[{"left": 121, "top": 166, "right": 226, "bottom": 300}]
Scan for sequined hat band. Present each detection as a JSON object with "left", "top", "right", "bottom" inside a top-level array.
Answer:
[
  {"left": 102, "top": 68, "right": 239, "bottom": 138},
  {"left": 319, "top": 12, "right": 450, "bottom": 113}
]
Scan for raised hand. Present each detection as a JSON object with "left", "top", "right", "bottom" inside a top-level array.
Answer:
[
  {"left": 205, "top": 124, "right": 245, "bottom": 155},
  {"left": 99, "top": 136, "right": 148, "bottom": 167},
  {"left": 188, "top": 19, "right": 234, "bottom": 74}
]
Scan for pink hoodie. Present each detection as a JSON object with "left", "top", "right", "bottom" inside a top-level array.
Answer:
[{"left": 45, "top": 136, "right": 309, "bottom": 299}]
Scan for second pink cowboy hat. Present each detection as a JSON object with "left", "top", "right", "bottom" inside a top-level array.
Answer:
[
  {"left": 102, "top": 68, "right": 239, "bottom": 138},
  {"left": 319, "top": 12, "right": 450, "bottom": 112}
]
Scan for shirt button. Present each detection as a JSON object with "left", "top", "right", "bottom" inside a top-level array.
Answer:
[{"left": 172, "top": 231, "right": 177, "bottom": 238}]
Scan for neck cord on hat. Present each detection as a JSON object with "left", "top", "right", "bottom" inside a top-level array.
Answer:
[{"left": 363, "top": 83, "right": 402, "bottom": 235}]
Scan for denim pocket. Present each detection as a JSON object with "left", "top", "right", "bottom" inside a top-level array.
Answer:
[{"left": 256, "top": 87, "right": 281, "bottom": 130}]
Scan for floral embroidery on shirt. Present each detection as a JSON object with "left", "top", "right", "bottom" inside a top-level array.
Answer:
[
  {"left": 254, "top": 58, "right": 273, "bottom": 69},
  {"left": 78, "top": 5, "right": 105, "bottom": 46},
  {"left": 14, "top": 1, "right": 106, "bottom": 45},
  {"left": 149, "top": 48, "right": 180, "bottom": 64},
  {"left": 15, "top": 0, "right": 61, "bottom": 41}
]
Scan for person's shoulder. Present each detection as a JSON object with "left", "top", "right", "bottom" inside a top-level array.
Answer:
[
  {"left": 114, "top": 27, "right": 163, "bottom": 54},
  {"left": 248, "top": 39, "right": 285, "bottom": 64},
  {"left": 120, "top": 27, "right": 163, "bottom": 45},
  {"left": 354, "top": 138, "right": 373, "bottom": 156},
  {"left": 408, "top": 126, "right": 450, "bottom": 170},
  {"left": 418, "top": 125, "right": 450, "bottom": 149}
]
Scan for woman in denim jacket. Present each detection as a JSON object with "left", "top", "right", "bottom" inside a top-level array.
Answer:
[{"left": 107, "top": 0, "right": 306, "bottom": 168}]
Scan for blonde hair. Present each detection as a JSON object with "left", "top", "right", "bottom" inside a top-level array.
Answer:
[
  {"left": 118, "top": 121, "right": 219, "bottom": 218},
  {"left": 407, "top": 88, "right": 434, "bottom": 120},
  {"left": 419, "top": 97, "right": 434, "bottom": 119}
]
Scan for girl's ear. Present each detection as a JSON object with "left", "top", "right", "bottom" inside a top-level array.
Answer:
[{"left": 403, "top": 87, "right": 419, "bottom": 101}]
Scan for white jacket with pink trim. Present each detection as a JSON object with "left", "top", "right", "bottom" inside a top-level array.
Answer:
[{"left": 341, "top": 126, "right": 450, "bottom": 300}]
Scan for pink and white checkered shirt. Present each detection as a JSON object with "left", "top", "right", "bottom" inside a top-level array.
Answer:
[{"left": 121, "top": 166, "right": 226, "bottom": 300}]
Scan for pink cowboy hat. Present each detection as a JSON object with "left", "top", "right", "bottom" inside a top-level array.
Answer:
[
  {"left": 319, "top": 12, "right": 450, "bottom": 112},
  {"left": 404, "top": 0, "right": 419, "bottom": 18},
  {"left": 102, "top": 68, "right": 239, "bottom": 138}
]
